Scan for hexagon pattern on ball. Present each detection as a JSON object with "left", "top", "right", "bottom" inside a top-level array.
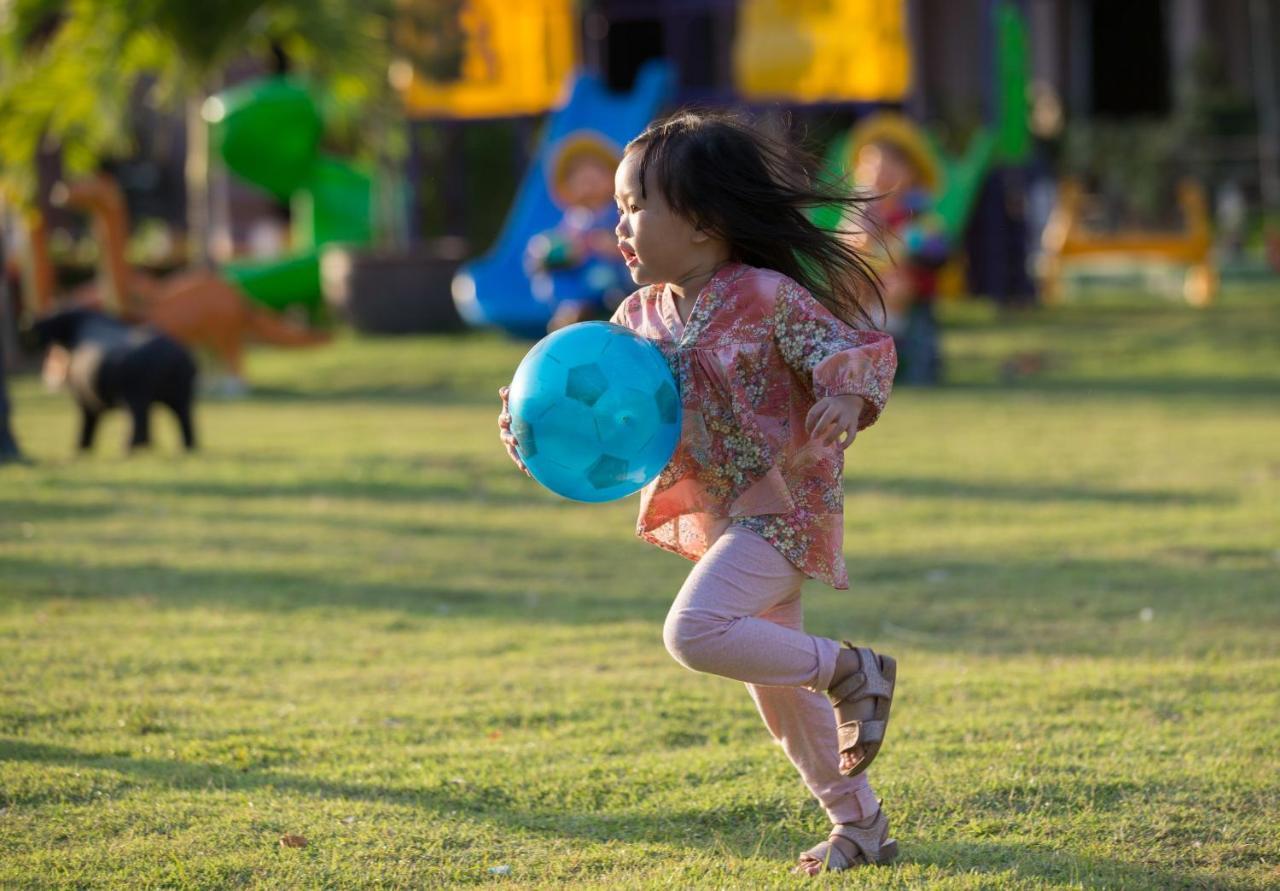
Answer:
[
  {"left": 565, "top": 363, "right": 610, "bottom": 406},
  {"left": 507, "top": 322, "right": 682, "bottom": 503}
]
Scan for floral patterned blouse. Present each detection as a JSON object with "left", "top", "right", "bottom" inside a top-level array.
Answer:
[{"left": 608, "top": 261, "right": 897, "bottom": 589}]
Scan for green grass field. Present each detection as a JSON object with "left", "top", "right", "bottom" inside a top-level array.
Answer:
[{"left": 2, "top": 287, "right": 1278, "bottom": 888}]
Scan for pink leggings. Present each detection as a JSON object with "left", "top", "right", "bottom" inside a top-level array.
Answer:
[{"left": 663, "top": 524, "right": 879, "bottom": 826}]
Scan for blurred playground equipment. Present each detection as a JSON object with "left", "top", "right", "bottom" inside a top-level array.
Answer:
[
  {"left": 1038, "top": 179, "right": 1217, "bottom": 306},
  {"left": 732, "top": 0, "right": 910, "bottom": 103},
  {"left": 439, "top": 0, "right": 1039, "bottom": 338},
  {"left": 397, "top": 0, "right": 577, "bottom": 120},
  {"left": 814, "top": 2, "right": 1031, "bottom": 289},
  {"left": 4, "top": 0, "right": 1274, "bottom": 360},
  {"left": 205, "top": 77, "right": 377, "bottom": 316},
  {"left": 451, "top": 61, "right": 673, "bottom": 339},
  {"left": 39, "top": 171, "right": 328, "bottom": 386}
]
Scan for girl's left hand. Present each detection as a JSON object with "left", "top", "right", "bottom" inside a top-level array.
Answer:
[{"left": 805, "top": 394, "right": 866, "bottom": 450}]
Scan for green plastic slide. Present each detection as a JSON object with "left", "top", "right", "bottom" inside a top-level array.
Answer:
[{"left": 207, "top": 77, "right": 375, "bottom": 313}]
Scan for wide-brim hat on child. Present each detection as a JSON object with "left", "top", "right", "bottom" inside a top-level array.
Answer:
[
  {"left": 546, "top": 130, "right": 622, "bottom": 208},
  {"left": 845, "top": 112, "right": 942, "bottom": 192}
]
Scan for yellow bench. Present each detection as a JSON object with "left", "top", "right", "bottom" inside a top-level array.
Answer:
[{"left": 1039, "top": 178, "right": 1216, "bottom": 306}]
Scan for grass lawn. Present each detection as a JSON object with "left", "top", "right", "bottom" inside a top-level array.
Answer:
[{"left": 1, "top": 286, "right": 1278, "bottom": 888}]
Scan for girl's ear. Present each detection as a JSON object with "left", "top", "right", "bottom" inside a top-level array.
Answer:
[{"left": 691, "top": 221, "right": 711, "bottom": 244}]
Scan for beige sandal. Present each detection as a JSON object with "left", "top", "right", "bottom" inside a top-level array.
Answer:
[
  {"left": 827, "top": 642, "right": 896, "bottom": 777},
  {"left": 794, "top": 805, "right": 898, "bottom": 874}
]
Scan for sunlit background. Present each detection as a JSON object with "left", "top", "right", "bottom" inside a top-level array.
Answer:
[{"left": 1, "top": 2, "right": 1277, "bottom": 887}]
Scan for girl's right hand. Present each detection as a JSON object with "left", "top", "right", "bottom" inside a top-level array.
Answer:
[{"left": 498, "top": 386, "right": 532, "bottom": 477}]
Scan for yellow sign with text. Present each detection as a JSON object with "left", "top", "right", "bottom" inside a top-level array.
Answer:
[
  {"left": 733, "top": 0, "right": 911, "bottom": 103},
  {"left": 398, "top": 0, "right": 578, "bottom": 119}
]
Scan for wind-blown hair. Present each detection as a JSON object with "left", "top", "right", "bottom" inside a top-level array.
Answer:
[{"left": 625, "top": 109, "right": 885, "bottom": 330}]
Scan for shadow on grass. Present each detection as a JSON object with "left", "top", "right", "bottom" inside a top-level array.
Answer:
[
  {"left": 4, "top": 544, "right": 1276, "bottom": 658},
  {"left": 244, "top": 384, "right": 491, "bottom": 407},
  {"left": 0, "top": 499, "right": 126, "bottom": 523},
  {"left": 0, "top": 551, "right": 669, "bottom": 625},
  {"left": 36, "top": 460, "right": 544, "bottom": 506},
  {"left": 37, "top": 462, "right": 1234, "bottom": 509},
  {"left": 944, "top": 375, "right": 1280, "bottom": 402},
  {"left": 848, "top": 476, "right": 1232, "bottom": 506},
  {"left": 904, "top": 840, "right": 1256, "bottom": 891},
  {"left": 2, "top": 739, "right": 1256, "bottom": 889}
]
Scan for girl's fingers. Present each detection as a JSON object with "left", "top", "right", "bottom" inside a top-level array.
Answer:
[
  {"left": 804, "top": 403, "right": 821, "bottom": 435},
  {"left": 807, "top": 404, "right": 835, "bottom": 438},
  {"left": 839, "top": 425, "right": 858, "bottom": 450},
  {"left": 498, "top": 386, "right": 528, "bottom": 475},
  {"left": 815, "top": 408, "right": 844, "bottom": 443},
  {"left": 831, "top": 414, "right": 854, "bottom": 445},
  {"left": 502, "top": 433, "right": 525, "bottom": 457}
]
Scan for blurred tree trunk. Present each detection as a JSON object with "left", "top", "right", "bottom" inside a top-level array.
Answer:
[
  {"left": 185, "top": 92, "right": 210, "bottom": 266},
  {"left": 0, "top": 236, "right": 24, "bottom": 463},
  {"left": 0, "top": 354, "right": 19, "bottom": 461},
  {"left": 0, "top": 364, "right": 18, "bottom": 462}
]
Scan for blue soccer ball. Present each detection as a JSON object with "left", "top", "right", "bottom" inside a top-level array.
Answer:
[{"left": 507, "top": 322, "right": 681, "bottom": 503}]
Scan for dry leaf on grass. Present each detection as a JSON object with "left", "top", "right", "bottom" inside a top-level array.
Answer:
[{"left": 279, "top": 833, "right": 308, "bottom": 848}]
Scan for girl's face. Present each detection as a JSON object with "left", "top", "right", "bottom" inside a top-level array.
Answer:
[{"left": 613, "top": 148, "right": 703, "bottom": 287}]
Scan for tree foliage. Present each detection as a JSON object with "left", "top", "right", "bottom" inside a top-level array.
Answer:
[{"left": 0, "top": 0, "right": 403, "bottom": 204}]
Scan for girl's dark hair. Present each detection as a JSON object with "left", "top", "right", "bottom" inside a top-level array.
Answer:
[{"left": 626, "top": 109, "right": 885, "bottom": 330}]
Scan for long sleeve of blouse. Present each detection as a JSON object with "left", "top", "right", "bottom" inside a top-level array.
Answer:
[{"left": 608, "top": 262, "right": 896, "bottom": 589}]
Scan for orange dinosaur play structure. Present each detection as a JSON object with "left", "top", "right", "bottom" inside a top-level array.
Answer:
[
  {"left": 1038, "top": 178, "right": 1217, "bottom": 307},
  {"left": 41, "top": 171, "right": 328, "bottom": 383}
]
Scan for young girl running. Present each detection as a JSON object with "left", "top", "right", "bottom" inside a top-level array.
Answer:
[{"left": 498, "top": 110, "right": 899, "bottom": 875}]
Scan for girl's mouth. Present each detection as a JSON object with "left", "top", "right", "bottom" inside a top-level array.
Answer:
[{"left": 618, "top": 242, "right": 639, "bottom": 267}]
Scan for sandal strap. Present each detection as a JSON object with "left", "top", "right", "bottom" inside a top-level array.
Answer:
[
  {"left": 831, "top": 808, "right": 889, "bottom": 860},
  {"left": 836, "top": 718, "right": 886, "bottom": 750},
  {"left": 799, "top": 836, "right": 866, "bottom": 872},
  {"left": 828, "top": 648, "right": 893, "bottom": 705},
  {"left": 859, "top": 669, "right": 893, "bottom": 700},
  {"left": 798, "top": 839, "right": 845, "bottom": 870},
  {"left": 827, "top": 670, "right": 867, "bottom": 705},
  {"left": 826, "top": 833, "right": 872, "bottom": 866},
  {"left": 828, "top": 837, "right": 870, "bottom": 869},
  {"left": 797, "top": 809, "right": 891, "bottom": 873}
]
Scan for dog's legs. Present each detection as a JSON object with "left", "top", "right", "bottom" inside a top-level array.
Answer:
[
  {"left": 78, "top": 405, "right": 100, "bottom": 452},
  {"left": 125, "top": 397, "right": 151, "bottom": 451},
  {"left": 166, "top": 396, "right": 197, "bottom": 451}
]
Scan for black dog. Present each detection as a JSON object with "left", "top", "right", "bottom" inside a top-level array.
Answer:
[{"left": 30, "top": 307, "right": 197, "bottom": 452}]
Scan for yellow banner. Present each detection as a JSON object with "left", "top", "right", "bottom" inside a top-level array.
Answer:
[
  {"left": 733, "top": 0, "right": 911, "bottom": 103},
  {"left": 397, "top": 0, "right": 578, "bottom": 119}
]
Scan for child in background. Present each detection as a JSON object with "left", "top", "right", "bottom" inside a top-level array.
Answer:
[
  {"left": 500, "top": 110, "right": 899, "bottom": 874},
  {"left": 854, "top": 139, "right": 949, "bottom": 385},
  {"left": 524, "top": 135, "right": 633, "bottom": 332}
]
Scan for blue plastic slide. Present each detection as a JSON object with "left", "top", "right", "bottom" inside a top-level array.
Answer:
[{"left": 452, "top": 62, "right": 673, "bottom": 339}]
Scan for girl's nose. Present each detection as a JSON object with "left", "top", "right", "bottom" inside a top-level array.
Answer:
[{"left": 615, "top": 217, "right": 629, "bottom": 238}]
